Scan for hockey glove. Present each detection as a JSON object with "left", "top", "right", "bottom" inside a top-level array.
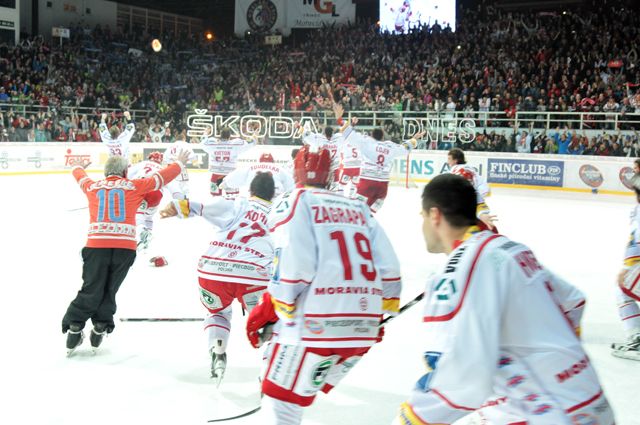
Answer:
[{"left": 246, "top": 292, "right": 278, "bottom": 348}]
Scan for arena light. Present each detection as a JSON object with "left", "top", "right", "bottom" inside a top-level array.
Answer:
[{"left": 205, "top": 31, "right": 214, "bottom": 41}]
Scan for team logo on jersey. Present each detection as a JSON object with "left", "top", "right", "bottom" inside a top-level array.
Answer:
[
  {"left": 359, "top": 297, "right": 368, "bottom": 311},
  {"left": 433, "top": 278, "right": 457, "bottom": 301},
  {"left": 578, "top": 164, "right": 604, "bottom": 188},
  {"left": 199, "top": 288, "right": 223, "bottom": 309},
  {"left": 304, "top": 319, "right": 324, "bottom": 335},
  {"left": 228, "top": 251, "right": 238, "bottom": 258},
  {"left": 311, "top": 359, "right": 334, "bottom": 386},
  {"left": 246, "top": 0, "right": 278, "bottom": 33}
]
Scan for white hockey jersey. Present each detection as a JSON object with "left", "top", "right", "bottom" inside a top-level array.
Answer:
[
  {"left": 200, "top": 137, "right": 256, "bottom": 175},
  {"left": 624, "top": 204, "right": 640, "bottom": 268},
  {"left": 301, "top": 130, "right": 343, "bottom": 173},
  {"left": 223, "top": 163, "right": 295, "bottom": 198},
  {"left": 172, "top": 197, "right": 273, "bottom": 286},
  {"left": 267, "top": 188, "right": 402, "bottom": 348},
  {"left": 163, "top": 140, "right": 197, "bottom": 183},
  {"left": 340, "top": 140, "right": 362, "bottom": 170},
  {"left": 99, "top": 121, "right": 135, "bottom": 158},
  {"left": 402, "top": 229, "right": 613, "bottom": 425},
  {"left": 127, "top": 160, "right": 162, "bottom": 180},
  {"left": 342, "top": 126, "right": 412, "bottom": 182},
  {"left": 450, "top": 163, "right": 491, "bottom": 217}
]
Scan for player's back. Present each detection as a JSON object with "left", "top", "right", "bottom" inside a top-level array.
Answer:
[
  {"left": 128, "top": 160, "right": 162, "bottom": 179},
  {"left": 202, "top": 137, "right": 254, "bottom": 175},
  {"left": 269, "top": 188, "right": 385, "bottom": 348}
]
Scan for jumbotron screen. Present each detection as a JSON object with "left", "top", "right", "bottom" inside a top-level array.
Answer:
[{"left": 379, "top": 0, "right": 456, "bottom": 34}]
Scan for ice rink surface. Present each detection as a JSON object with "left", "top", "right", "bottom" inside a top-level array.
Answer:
[{"left": 1, "top": 171, "right": 638, "bottom": 425}]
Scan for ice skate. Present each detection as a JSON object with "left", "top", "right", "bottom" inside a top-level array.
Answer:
[
  {"left": 210, "top": 351, "right": 227, "bottom": 387},
  {"left": 611, "top": 334, "right": 640, "bottom": 361},
  {"left": 66, "top": 325, "right": 84, "bottom": 356},
  {"left": 90, "top": 323, "right": 108, "bottom": 353}
]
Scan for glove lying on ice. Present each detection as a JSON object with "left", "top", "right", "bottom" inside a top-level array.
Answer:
[{"left": 246, "top": 292, "right": 279, "bottom": 348}]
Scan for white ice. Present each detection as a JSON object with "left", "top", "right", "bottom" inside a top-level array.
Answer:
[{"left": 1, "top": 172, "right": 638, "bottom": 425}]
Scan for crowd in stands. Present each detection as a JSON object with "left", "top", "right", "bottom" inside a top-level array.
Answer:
[{"left": 1, "top": 0, "right": 639, "bottom": 157}]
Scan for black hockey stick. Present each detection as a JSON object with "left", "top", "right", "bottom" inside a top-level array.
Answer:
[
  {"left": 207, "top": 405, "right": 261, "bottom": 422},
  {"left": 119, "top": 318, "right": 204, "bottom": 322},
  {"left": 380, "top": 292, "right": 425, "bottom": 326}
]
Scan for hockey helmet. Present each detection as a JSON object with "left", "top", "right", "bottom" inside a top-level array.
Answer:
[
  {"left": 259, "top": 153, "right": 275, "bottom": 163},
  {"left": 148, "top": 151, "right": 164, "bottom": 164},
  {"left": 294, "top": 145, "right": 332, "bottom": 187}
]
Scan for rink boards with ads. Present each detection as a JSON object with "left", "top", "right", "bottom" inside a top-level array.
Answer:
[{"left": 0, "top": 142, "right": 634, "bottom": 196}]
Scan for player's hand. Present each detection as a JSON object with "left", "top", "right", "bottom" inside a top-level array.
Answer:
[
  {"left": 81, "top": 160, "right": 92, "bottom": 170},
  {"left": 479, "top": 213, "right": 498, "bottom": 230},
  {"left": 101, "top": 113, "right": 107, "bottom": 121},
  {"left": 246, "top": 292, "right": 279, "bottom": 348},
  {"left": 159, "top": 202, "right": 178, "bottom": 219},
  {"left": 351, "top": 117, "right": 358, "bottom": 126},
  {"left": 123, "top": 111, "right": 131, "bottom": 120},
  {"left": 414, "top": 131, "right": 426, "bottom": 140},
  {"left": 175, "top": 149, "right": 190, "bottom": 166},
  {"left": 332, "top": 103, "right": 344, "bottom": 120}
]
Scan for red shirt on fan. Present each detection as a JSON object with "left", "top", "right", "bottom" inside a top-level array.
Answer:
[{"left": 72, "top": 162, "right": 182, "bottom": 250}]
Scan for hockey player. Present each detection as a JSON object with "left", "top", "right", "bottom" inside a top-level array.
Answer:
[
  {"left": 298, "top": 122, "right": 343, "bottom": 190},
  {"left": 393, "top": 174, "right": 614, "bottom": 425},
  {"left": 62, "top": 150, "right": 189, "bottom": 355},
  {"left": 222, "top": 153, "right": 295, "bottom": 199},
  {"left": 127, "top": 151, "right": 165, "bottom": 251},
  {"left": 99, "top": 111, "right": 136, "bottom": 158},
  {"left": 447, "top": 148, "right": 497, "bottom": 230},
  {"left": 159, "top": 172, "right": 276, "bottom": 385},
  {"left": 337, "top": 136, "right": 362, "bottom": 198},
  {"left": 612, "top": 163, "right": 640, "bottom": 360},
  {"left": 162, "top": 140, "right": 197, "bottom": 200},
  {"left": 200, "top": 127, "right": 257, "bottom": 197},
  {"left": 342, "top": 117, "right": 423, "bottom": 212},
  {"left": 245, "top": 145, "right": 403, "bottom": 424}
]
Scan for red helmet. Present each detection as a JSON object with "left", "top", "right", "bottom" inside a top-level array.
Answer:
[
  {"left": 294, "top": 145, "right": 332, "bottom": 187},
  {"left": 148, "top": 151, "right": 164, "bottom": 164},
  {"left": 259, "top": 153, "right": 275, "bottom": 163}
]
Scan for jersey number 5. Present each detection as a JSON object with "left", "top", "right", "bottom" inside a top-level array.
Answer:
[
  {"left": 96, "top": 188, "right": 126, "bottom": 222},
  {"left": 330, "top": 231, "right": 377, "bottom": 281}
]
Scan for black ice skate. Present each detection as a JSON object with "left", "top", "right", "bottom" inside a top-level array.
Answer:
[
  {"left": 611, "top": 334, "right": 640, "bottom": 361},
  {"left": 66, "top": 325, "right": 84, "bottom": 356},
  {"left": 210, "top": 351, "right": 227, "bottom": 387},
  {"left": 90, "top": 323, "right": 108, "bottom": 352}
]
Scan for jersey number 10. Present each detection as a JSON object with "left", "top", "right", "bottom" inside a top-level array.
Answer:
[{"left": 96, "top": 188, "right": 126, "bottom": 222}]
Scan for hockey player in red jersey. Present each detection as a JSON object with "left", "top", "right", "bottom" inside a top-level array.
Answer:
[
  {"left": 393, "top": 174, "right": 613, "bottom": 425},
  {"left": 159, "top": 173, "right": 276, "bottom": 385},
  {"left": 246, "top": 145, "right": 402, "bottom": 424}
]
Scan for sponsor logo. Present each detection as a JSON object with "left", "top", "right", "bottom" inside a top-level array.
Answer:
[
  {"left": 0, "top": 150, "right": 20, "bottom": 169},
  {"left": 498, "top": 356, "right": 513, "bottom": 368},
  {"left": 507, "top": 374, "right": 526, "bottom": 387},
  {"left": 228, "top": 251, "right": 237, "bottom": 258},
  {"left": 304, "top": 319, "right": 324, "bottom": 335},
  {"left": 556, "top": 356, "right": 589, "bottom": 383},
  {"left": 619, "top": 166, "right": 635, "bottom": 190},
  {"left": 488, "top": 159, "right": 564, "bottom": 187},
  {"left": 359, "top": 297, "right": 368, "bottom": 311},
  {"left": 578, "top": 164, "right": 604, "bottom": 188},
  {"left": 246, "top": 0, "right": 278, "bottom": 33},
  {"left": 547, "top": 165, "right": 562, "bottom": 175},
  {"left": 64, "top": 148, "right": 91, "bottom": 168},
  {"left": 433, "top": 278, "right": 457, "bottom": 301},
  {"left": 533, "top": 404, "right": 553, "bottom": 415},
  {"left": 199, "top": 288, "right": 222, "bottom": 309},
  {"left": 311, "top": 359, "right": 334, "bottom": 386},
  {"left": 256, "top": 267, "right": 268, "bottom": 277},
  {"left": 571, "top": 413, "right": 599, "bottom": 425},
  {"left": 26, "top": 151, "right": 54, "bottom": 168}
]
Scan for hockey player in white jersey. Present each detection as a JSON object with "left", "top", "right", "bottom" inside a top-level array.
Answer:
[
  {"left": 127, "top": 151, "right": 164, "bottom": 251},
  {"left": 342, "top": 117, "right": 423, "bottom": 212},
  {"left": 612, "top": 161, "right": 640, "bottom": 360},
  {"left": 393, "top": 174, "right": 614, "bottom": 425},
  {"left": 299, "top": 122, "right": 343, "bottom": 189},
  {"left": 337, "top": 137, "right": 362, "bottom": 198},
  {"left": 99, "top": 111, "right": 136, "bottom": 158},
  {"left": 162, "top": 140, "right": 197, "bottom": 200},
  {"left": 159, "top": 173, "right": 275, "bottom": 385},
  {"left": 245, "top": 145, "right": 403, "bottom": 425},
  {"left": 447, "top": 148, "right": 497, "bottom": 231},
  {"left": 222, "top": 152, "right": 295, "bottom": 199},
  {"left": 200, "top": 127, "right": 257, "bottom": 197}
]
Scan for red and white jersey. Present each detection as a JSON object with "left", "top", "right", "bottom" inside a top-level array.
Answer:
[
  {"left": 164, "top": 140, "right": 197, "bottom": 182},
  {"left": 450, "top": 163, "right": 490, "bottom": 199},
  {"left": 99, "top": 121, "right": 135, "bottom": 158},
  {"left": 404, "top": 229, "right": 612, "bottom": 425},
  {"left": 127, "top": 160, "right": 162, "bottom": 179},
  {"left": 267, "top": 188, "right": 402, "bottom": 348},
  {"left": 624, "top": 204, "right": 640, "bottom": 268},
  {"left": 342, "top": 126, "right": 411, "bottom": 182},
  {"left": 340, "top": 140, "right": 362, "bottom": 170},
  {"left": 200, "top": 137, "right": 256, "bottom": 175},
  {"left": 172, "top": 196, "right": 273, "bottom": 286},
  {"left": 223, "top": 163, "right": 295, "bottom": 198},
  {"left": 301, "top": 130, "right": 343, "bottom": 173}
]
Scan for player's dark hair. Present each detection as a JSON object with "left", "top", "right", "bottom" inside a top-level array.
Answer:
[
  {"left": 634, "top": 158, "right": 640, "bottom": 170},
  {"left": 324, "top": 127, "right": 334, "bottom": 139},
  {"left": 422, "top": 174, "right": 477, "bottom": 228},
  {"left": 220, "top": 127, "right": 231, "bottom": 140},
  {"left": 250, "top": 172, "right": 275, "bottom": 201},
  {"left": 448, "top": 148, "right": 466, "bottom": 165},
  {"left": 291, "top": 148, "right": 300, "bottom": 160},
  {"left": 372, "top": 128, "right": 384, "bottom": 141}
]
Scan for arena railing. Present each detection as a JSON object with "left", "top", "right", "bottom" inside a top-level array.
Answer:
[{"left": 0, "top": 103, "right": 153, "bottom": 121}]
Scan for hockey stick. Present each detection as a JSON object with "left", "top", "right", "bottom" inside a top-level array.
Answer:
[
  {"left": 207, "top": 405, "right": 262, "bottom": 423},
  {"left": 380, "top": 292, "right": 424, "bottom": 326},
  {"left": 119, "top": 318, "right": 204, "bottom": 322}
]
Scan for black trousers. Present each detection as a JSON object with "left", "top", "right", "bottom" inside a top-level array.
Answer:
[{"left": 62, "top": 247, "right": 136, "bottom": 334}]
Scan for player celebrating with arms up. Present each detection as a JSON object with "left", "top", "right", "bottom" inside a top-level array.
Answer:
[
  {"left": 246, "top": 145, "right": 403, "bottom": 424},
  {"left": 394, "top": 174, "right": 613, "bottom": 425},
  {"left": 99, "top": 111, "right": 136, "bottom": 158}
]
